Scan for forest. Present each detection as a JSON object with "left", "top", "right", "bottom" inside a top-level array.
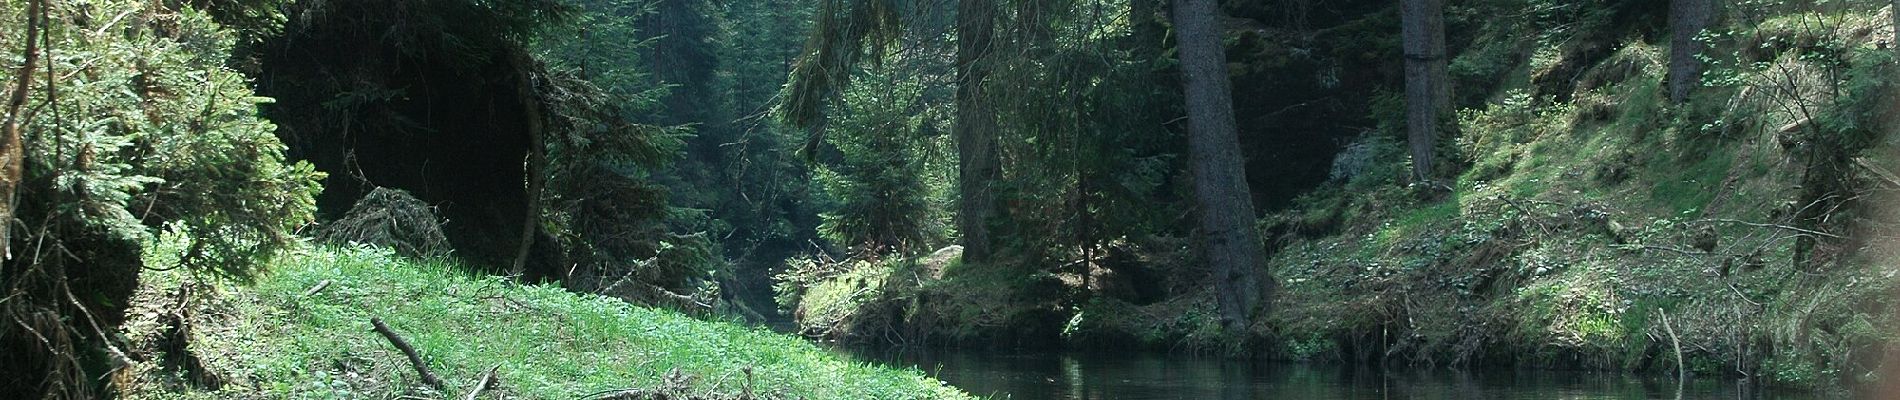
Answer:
[{"left": 3, "top": 0, "right": 1900, "bottom": 398}]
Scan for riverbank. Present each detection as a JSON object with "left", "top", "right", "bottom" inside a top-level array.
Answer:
[
  {"left": 771, "top": 2, "right": 1900, "bottom": 392},
  {"left": 116, "top": 241, "right": 971, "bottom": 399}
]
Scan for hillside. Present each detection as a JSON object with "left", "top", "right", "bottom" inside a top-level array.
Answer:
[
  {"left": 775, "top": 0, "right": 1900, "bottom": 390},
  {"left": 115, "top": 241, "right": 970, "bottom": 399},
  {"left": 1106, "top": 0, "right": 1900, "bottom": 387}
]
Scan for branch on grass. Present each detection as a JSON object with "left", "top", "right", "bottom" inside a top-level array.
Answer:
[
  {"left": 1621, "top": 244, "right": 1711, "bottom": 257},
  {"left": 1698, "top": 218, "right": 1844, "bottom": 239},
  {"left": 370, "top": 317, "right": 445, "bottom": 391},
  {"left": 301, "top": 280, "right": 333, "bottom": 297},
  {"left": 464, "top": 365, "right": 499, "bottom": 400}
]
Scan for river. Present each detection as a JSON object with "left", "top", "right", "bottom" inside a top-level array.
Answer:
[{"left": 848, "top": 349, "right": 1823, "bottom": 399}]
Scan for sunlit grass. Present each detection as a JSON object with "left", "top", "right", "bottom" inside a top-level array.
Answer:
[{"left": 133, "top": 244, "right": 972, "bottom": 399}]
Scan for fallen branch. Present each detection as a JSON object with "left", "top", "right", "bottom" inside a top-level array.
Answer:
[
  {"left": 464, "top": 365, "right": 500, "bottom": 400},
  {"left": 65, "top": 284, "right": 132, "bottom": 366},
  {"left": 370, "top": 317, "right": 445, "bottom": 391},
  {"left": 1699, "top": 218, "right": 1845, "bottom": 239},
  {"left": 1620, "top": 244, "right": 1710, "bottom": 257},
  {"left": 301, "top": 280, "right": 333, "bottom": 297},
  {"left": 1726, "top": 282, "right": 1764, "bottom": 308},
  {"left": 1855, "top": 157, "right": 1900, "bottom": 189},
  {"left": 1658, "top": 310, "right": 1685, "bottom": 384}
]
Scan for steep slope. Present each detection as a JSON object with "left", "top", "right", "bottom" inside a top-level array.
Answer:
[{"left": 1250, "top": 0, "right": 1900, "bottom": 387}]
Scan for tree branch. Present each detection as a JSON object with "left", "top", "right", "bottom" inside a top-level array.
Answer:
[
  {"left": 464, "top": 365, "right": 499, "bottom": 400},
  {"left": 370, "top": 317, "right": 445, "bottom": 391},
  {"left": 1698, "top": 218, "right": 1845, "bottom": 239}
]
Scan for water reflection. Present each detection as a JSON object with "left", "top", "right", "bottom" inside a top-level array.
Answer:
[{"left": 851, "top": 349, "right": 1813, "bottom": 400}]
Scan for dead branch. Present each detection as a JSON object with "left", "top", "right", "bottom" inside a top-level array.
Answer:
[
  {"left": 302, "top": 280, "right": 334, "bottom": 297},
  {"left": 1854, "top": 157, "right": 1900, "bottom": 189},
  {"left": 1495, "top": 195, "right": 1554, "bottom": 237},
  {"left": 464, "top": 365, "right": 500, "bottom": 400},
  {"left": 65, "top": 283, "right": 132, "bottom": 366},
  {"left": 1658, "top": 310, "right": 1685, "bottom": 384},
  {"left": 1623, "top": 244, "right": 1710, "bottom": 257},
  {"left": 370, "top": 317, "right": 446, "bottom": 391},
  {"left": 1698, "top": 218, "right": 1845, "bottom": 239},
  {"left": 1726, "top": 282, "right": 1764, "bottom": 308}
]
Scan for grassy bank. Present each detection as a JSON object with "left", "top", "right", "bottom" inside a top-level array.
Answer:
[{"left": 117, "top": 242, "right": 971, "bottom": 399}]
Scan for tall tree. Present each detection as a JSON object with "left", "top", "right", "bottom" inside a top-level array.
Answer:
[
  {"left": 780, "top": 0, "right": 1001, "bottom": 261},
  {"left": 956, "top": 0, "right": 1000, "bottom": 263},
  {"left": 1668, "top": 0, "right": 1714, "bottom": 103},
  {"left": 1170, "top": 0, "right": 1268, "bottom": 330},
  {"left": 1401, "top": 0, "right": 1448, "bottom": 183}
]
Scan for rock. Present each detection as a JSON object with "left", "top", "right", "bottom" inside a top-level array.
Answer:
[{"left": 923, "top": 246, "right": 963, "bottom": 279}]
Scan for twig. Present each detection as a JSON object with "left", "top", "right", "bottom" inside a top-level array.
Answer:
[
  {"left": 1623, "top": 244, "right": 1708, "bottom": 257},
  {"left": 65, "top": 283, "right": 132, "bottom": 366},
  {"left": 370, "top": 317, "right": 445, "bottom": 391},
  {"left": 1495, "top": 195, "right": 1554, "bottom": 237},
  {"left": 1726, "top": 282, "right": 1764, "bottom": 308},
  {"left": 1698, "top": 218, "right": 1844, "bottom": 239},
  {"left": 301, "top": 280, "right": 333, "bottom": 297},
  {"left": 464, "top": 365, "right": 500, "bottom": 400}
]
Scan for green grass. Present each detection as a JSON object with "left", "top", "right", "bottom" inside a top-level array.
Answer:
[
  {"left": 128, "top": 244, "right": 972, "bottom": 400},
  {"left": 1648, "top": 144, "right": 1735, "bottom": 215}
]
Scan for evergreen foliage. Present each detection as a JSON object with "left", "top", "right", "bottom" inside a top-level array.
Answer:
[
  {"left": 812, "top": 67, "right": 952, "bottom": 255},
  {"left": 0, "top": 0, "right": 320, "bottom": 396},
  {"left": 5, "top": 0, "right": 1900, "bottom": 397}
]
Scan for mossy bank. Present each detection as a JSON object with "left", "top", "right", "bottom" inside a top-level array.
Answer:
[{"left": 772, "top": 0, "right": 1900, "bottom": 392}]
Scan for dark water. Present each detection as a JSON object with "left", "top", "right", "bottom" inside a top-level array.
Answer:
[{"left": 851, "top": 349, "right": 1823, "bottom": 400}]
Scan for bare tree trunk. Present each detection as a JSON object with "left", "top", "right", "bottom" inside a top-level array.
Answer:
[
  {"left": 1171, "top": 0, "right": 1268, "bottom": 331},
  {"left": 510, "top": 51, "right": 546, "bottom": 277},
  {"left": 1669, "top": 0, "right": 1714, "bottom": 104},
  {"left": 956, "top": 0, "right": 1000, "bottom": 264},
  {"left": 0, "top": 0, "right": 44, "bottom": 260},
  {"left": 1401, "top": 0, "right": 1448, "bottom": 184}
]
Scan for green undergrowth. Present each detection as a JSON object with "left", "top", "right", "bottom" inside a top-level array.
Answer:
[
  {"left": 771, "top": 1, "right": 1900, "bottom": 392},
  {"left": 775, "top": 251, "right": 1064, "bottom": 348},
  {"left": 1257, "top": 3, "right": 1900, "bottom": 390},
  {"left": 119, "top": 242, "right": 972, "bottom": 399}
]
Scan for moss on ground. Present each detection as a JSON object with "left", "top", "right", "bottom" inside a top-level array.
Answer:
[
  {"left": 1256, "top": 3, "right": 1900, "bottom": 389},
  {"left": 118, "top": 242, "right": 972, "bottom": 400}
]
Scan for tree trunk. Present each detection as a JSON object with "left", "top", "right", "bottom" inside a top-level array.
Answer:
[
  {"left": 510, "top": 51, "right": 547, "bottom": 278},
  {"left": 1401, "top": 0, "right": 1448, "bottom": 184},
  {"left": 956, "top": 0, "right": 1000, "bottom": 264},
  {"left": 0, "top": 0, "right": 43, "bottom": 260},
  {"left": 1669, "top": 0, "right": 1714, "bottom": 104},
  {"left": 1170, "top": 0, "right": 1268, "bottom": 331}
]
